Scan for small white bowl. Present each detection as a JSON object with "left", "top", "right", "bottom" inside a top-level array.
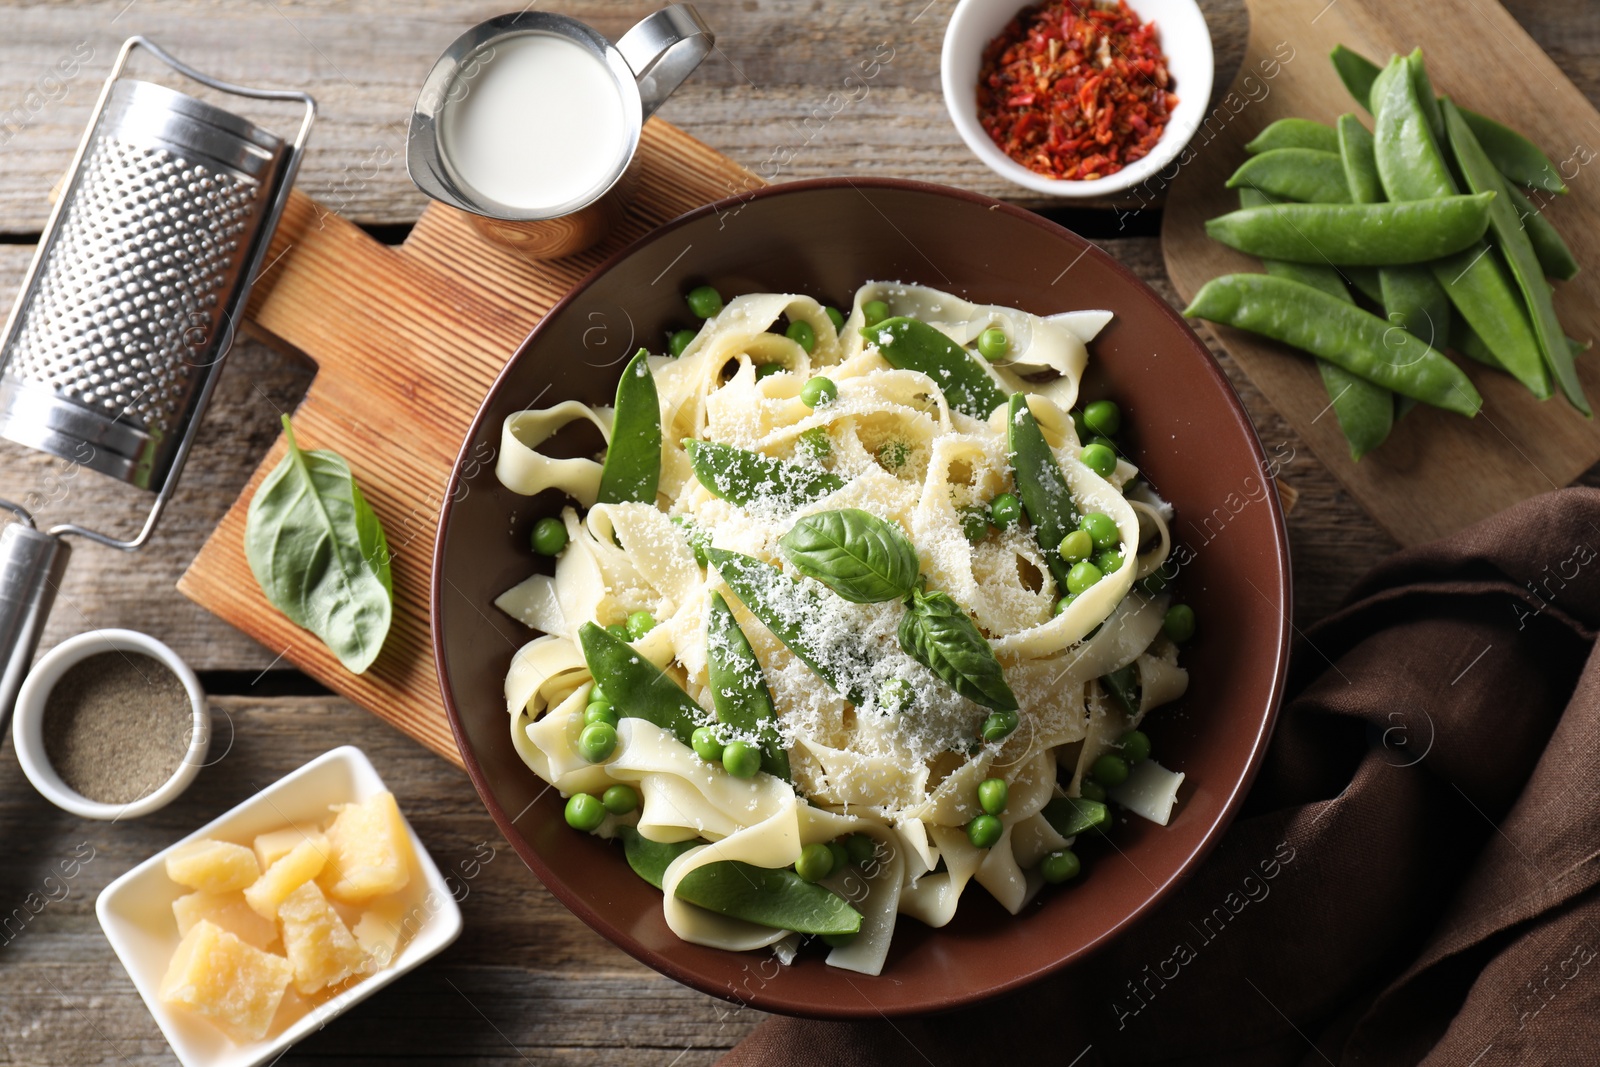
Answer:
[
  {"left": 13, "top": 628, "right": 209, "bottom": 819},
  {"left": 941, "top": 0, "right": 1215, "bottom": 198},
  {"left": 96, "top": 746, "right": 464, "bottom": 1067}
]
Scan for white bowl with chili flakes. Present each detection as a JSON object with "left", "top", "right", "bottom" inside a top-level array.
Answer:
[{"left": 943, "top": 0, "right": 1213, "bottom": 197}]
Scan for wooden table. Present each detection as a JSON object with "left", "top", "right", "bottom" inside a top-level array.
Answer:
[{"left": 0, "top": 2, "right": 1595, "bottom": 1062}]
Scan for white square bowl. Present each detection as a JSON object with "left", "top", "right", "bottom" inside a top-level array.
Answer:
[{"left": 95, "top": 746, "right": 464, "bottom": 1067}]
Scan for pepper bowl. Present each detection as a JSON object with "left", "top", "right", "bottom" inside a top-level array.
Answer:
[{"left": 431, "top": 177, "right": 1290, "bottom": 1017}]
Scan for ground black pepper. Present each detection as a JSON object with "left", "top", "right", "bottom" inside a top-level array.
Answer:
[{"left": 42, "top": 651, "right": 193, "bottom": 804}]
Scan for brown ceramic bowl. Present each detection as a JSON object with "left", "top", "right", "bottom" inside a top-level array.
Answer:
[{"left": 432, "top": 177, "right": 1291, "bottom": 1018}]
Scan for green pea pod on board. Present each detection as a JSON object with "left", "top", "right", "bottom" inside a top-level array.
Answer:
[
  {"left": 1006, "top": 394, "right": 1080, "bottom": 589},
  {"left": 1330, "top": 43, "right": 1569, "bottom": 194},
  {"left": 673, "top": 860, "right": 862, "bottom": 936},
  {"left": 705, "top": 590, "right": 791, "bottom": 781},
  {"left": 1225, "top": 148, "right": 1351, "bottom": 204},
  {"left": 1344, "top": 266, "right": 1384, "bottom": 304},
  {"left": 1204, "top": 195, "right": 1493, "bottom": 265},
  {"left": 1335, "top": 114, "right": 1383, "bottom": 206},
  {"left": 868, "top": 316, "right": 1010, "bottom": 420},
  {"left": 1443, "top": 97, "right": 1588, "bottom": 415},
  {"left": 706, "top": 547, "right": 874, "bottom": 706},
  {"left": 1245, "top": 118, "right": 1339, "bottom": 154},
  {"left": 1453, "top": 319, "right": 1589, "bottom": 371},
  {"left": 1405, "top": 48, "right": 1446, "bottom": 144},
  {"left": 1184, "top": 274, "right": 1482, "bottom": 416},
  {"left": 683, "top": 439, "right": 844, "bottom": 509},
  {"left": 578, "top": 622, "right": 708, "bottom": 745},
  {"left": 596, "top": 348, "right": 662, "bottom": 505},
  {"left": 1372, "top": 58, "right": 1551, "bottom": 399},
  {"left": 619, "top": 826, "right": 698, "bottom": 889},
  {"left": 1502, "top": 183, "right": 1580, "bottom": 281}
]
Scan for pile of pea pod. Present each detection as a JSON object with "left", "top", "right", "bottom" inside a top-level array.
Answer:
[{"left": 1184, "top": 45, "right": 1588, "bottom": 460}]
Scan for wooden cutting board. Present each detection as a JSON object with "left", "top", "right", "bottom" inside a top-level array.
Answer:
[
  {"left": 176, "top": 121, "right": 759, "bottom": 766},
  {"left": 1162, "top": 0, "right": 1600, "bottom": 546}
]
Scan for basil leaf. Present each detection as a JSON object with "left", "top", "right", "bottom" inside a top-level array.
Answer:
[
  {"left": 597, "top": 348, "right": 661, "bottom": 504},
  {"left": 897, "top": 588, "right": 1018, "bottom": 711},
  {"left": 778, "top": 509, "right": 919, "bottom": 604},
  {"left": 244, "top": 415, "right": 393, "bottom": 674}
]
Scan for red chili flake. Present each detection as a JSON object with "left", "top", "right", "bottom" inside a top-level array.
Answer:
[{"left": 976, "top": 0, "right": 1177, "bottom": 181}]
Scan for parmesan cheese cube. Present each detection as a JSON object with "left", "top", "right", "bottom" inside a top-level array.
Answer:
[
  {"left": 277, "top": 881, "right": 370, "bottom": 995},
  {"left": 165, "top": 839, "right": 260, "bottom": 894},
  {"left": 172, "top": 891, "right": 277, "bottom": 951},
  {"left": 243, "top": 833, "right": 329, "bottom": 921},
  {"left": 159, "top": 919, "right": 293, "bottom": 1041},
  {"left": 351, "top": 896, "right": 408, "bottom": 971},
  {"left": 318, "top": 792, "right": 413, "bottom": 904},
  {"left": 253, "top": 826, "right": 316, "bottom": 871}
]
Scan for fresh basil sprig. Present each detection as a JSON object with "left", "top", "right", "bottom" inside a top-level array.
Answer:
[
  {"left": 245, "top": 415, "right": 393, "bottom": 674},
  {"left": 898, "top": 588, "right": 1018, "bottom": 712},
  {"left": 778, "top": 508, "right": 919, "bottom": 604}
]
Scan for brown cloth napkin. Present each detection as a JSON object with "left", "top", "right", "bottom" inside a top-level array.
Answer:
[{"left": 720, "top": 487, "right": 1600, "bottom": 1067}]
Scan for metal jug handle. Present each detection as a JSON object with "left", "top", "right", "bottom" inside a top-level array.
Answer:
[{"left": 616, "top": 4, "right": 714, "bottom": 122}]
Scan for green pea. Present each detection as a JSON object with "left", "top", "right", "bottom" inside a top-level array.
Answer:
[
  {"left": 1164, "top": 604, "right": 1196, "bottom": 643},
  {"left": 862, "top": 299, "right": 890, "bottom": 327},
  {"left": 1079, "top": 512, "right": 1118, "bottom": 550},
  {"left": 1066, "top": 561, "right": 1103, "bottom": 595},
  {"left": 564, "top": 793, "right": 606, "bottom": 831},
  {"left": 602, "top": 784, "right": 639, "bottom": 815},
  {"left": 1138, "top": 572, "right": 1168, "bottom": 595},
  {"left": 605, "top": 623, "right": 632, "bottom": 643},
  {"left": 844, "top": 834, "right": 877, "bottom": 867},
  {"left": 626, "top": 610, "right": 657, "bottom": 640},
  {"left": 686, "top": 285, "right": 723, "bottom": 319},
  {"left": 989, "top": 492, "right": 1022, "bottom": 530},
  {"left": 1058, "top": 529, "right": 1093, "bottom": 563},
  {"left": 668, "top": 329, "right": 696, "bottom": 358},
  {"left": 530, "top": 517, "right": 568, "bottom": 556},
  {"left": 691, "top": 725, "right": 724, "bottom": 762},
  {"left": 981, "top": 710, "right": 1019, "bottom": 743},
  {"left": 825, "top": 306, "right": 845, "bottom": 330},
  {"left": 722, "top": 740, "right": 761, "bottom": 778},
  {"left": 1090, "top": 753, "right": 1129, "bottom": 786},
  {"left": 977, "top": 327, "right": 1009, "bottom": 361},
  {"left": 588, "top": 684, "right": 607, "bottom": 704},
  {"left": 1079, "top": 779, "right": 1107, "bottom": 802},
  {"left": 583, "top": 701, "right": 618, "bottom": 727},
  {"left": 960, "top": 505, "right": 991, "bottom": 543},
  {"left": 799, "top": 376, "right": 838, "bottom": 408},
  {"left": 798, "top": 426, "right": 832, "bottom": 459},
  {"left": 577, "top": 721, "right": 618, "bottom": 763},
  {"left": 1081, "top": 442, "right": 1118, "bottom": 477},
  {"left": 756, "top": 362, "right": 785, "bottom": 380},
  {"left": 878, "top": 677, "right": 915, "bottom": 712},
  {"left": 1119, "top": 729, "right": 1151, "bottom": 764},
  {"left": 795, "top": 841, "right": 834, "bottom": 882},
  {"left": 967, "top": 814, "right": 1003, "bottom": 849},
  {"left": 877, "top": 440, "right": 910, "bottom": 470},
  {"left": 786, "top": 320, "right": 816, "bottom": 353},
  {"left": 977, "top": 777, "right": 1008, "bottom": 816},
  {"left": 827, "top": 840, "right": 850, "bottom": 874},
  {"left": 1094, "top": 549, "right": 1123, "bottom": 575},
  {"left": 1054, "top": 593, "right": 1077, "bottom": 615},
  {"left": 1082, "top": 399, "right": 1122, "bottom": 436},
  {"left": 1040, "top": 849, "right": 1081, "bottom": 884}
]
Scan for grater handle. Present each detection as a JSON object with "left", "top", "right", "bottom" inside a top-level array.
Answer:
[{"left": 0, "top": 521, "right": 69, "bottom": 731}]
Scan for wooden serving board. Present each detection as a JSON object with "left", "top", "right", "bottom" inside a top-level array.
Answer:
[
  {"left": 1162, "top": 0, "right": 1600, "bottom": 546},
  {"left": 177, "top": 121, "right": 759, "bottom": 765}
]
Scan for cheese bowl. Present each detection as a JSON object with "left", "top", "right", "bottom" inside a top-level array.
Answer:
[{"left": 431, "top": 177, "right": 1290, "bottom": 1017}]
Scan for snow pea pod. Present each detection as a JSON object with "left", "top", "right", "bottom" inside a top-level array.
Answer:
[
  {"left": 619, "top": 826, "right": 698, "bottom": 889},
  {"left": 1372, "top": 58, "right": 1551, "bottom": 399},
  {"left": 684, "top": 439, "right": 843, "bottom": 509},
  {"left": 706, "top": 548, "right": 874, "bottom": 706},
  {"left": 1226, "top": 148, "right": 1351, "bottom": 204},
  {"left": 1503, "top": 183, "right": 1580, "bottom": 281},
  {"left": 1043, "top": 795, "right": 1110, "bottom": 837},
  {"left": 1204, "top": 195, "right": 1493, "bottom": 265},
  {"left": 578, "top": 622, "right": 707, "bottom": 745},
  {"left": 1336, "top": 114, "right": 1383, "bottom": 205},
  {"left": 1184, "top": 274, "right": 1482, "bottom": 416},
  {"left": 1345, "top": 266, "right": 1384, "bottom": 304},
  {"left": 1444, "top": 98, "right": 1585, "bottom": 413},
  {"left": 1245, "top": 118, "right": 1339, "bottom": 154},
  {"left": 868, "top": 316, "right": 1009, "bottom": 420},
  {"left": 596, "top": 348, "right": 662, "bottom": 505},
  {"left": 1006, "top": 393, "right": 1081, "bottom": 589},
  {"left": 674, "top": 860, "right": 862, "bottom": 936},
  {"left": 706, "top": 590, "right": 790, "bottom": 780},
  {"left": 1330, "top": 44, "right": 1380, "bottom": 112}
]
